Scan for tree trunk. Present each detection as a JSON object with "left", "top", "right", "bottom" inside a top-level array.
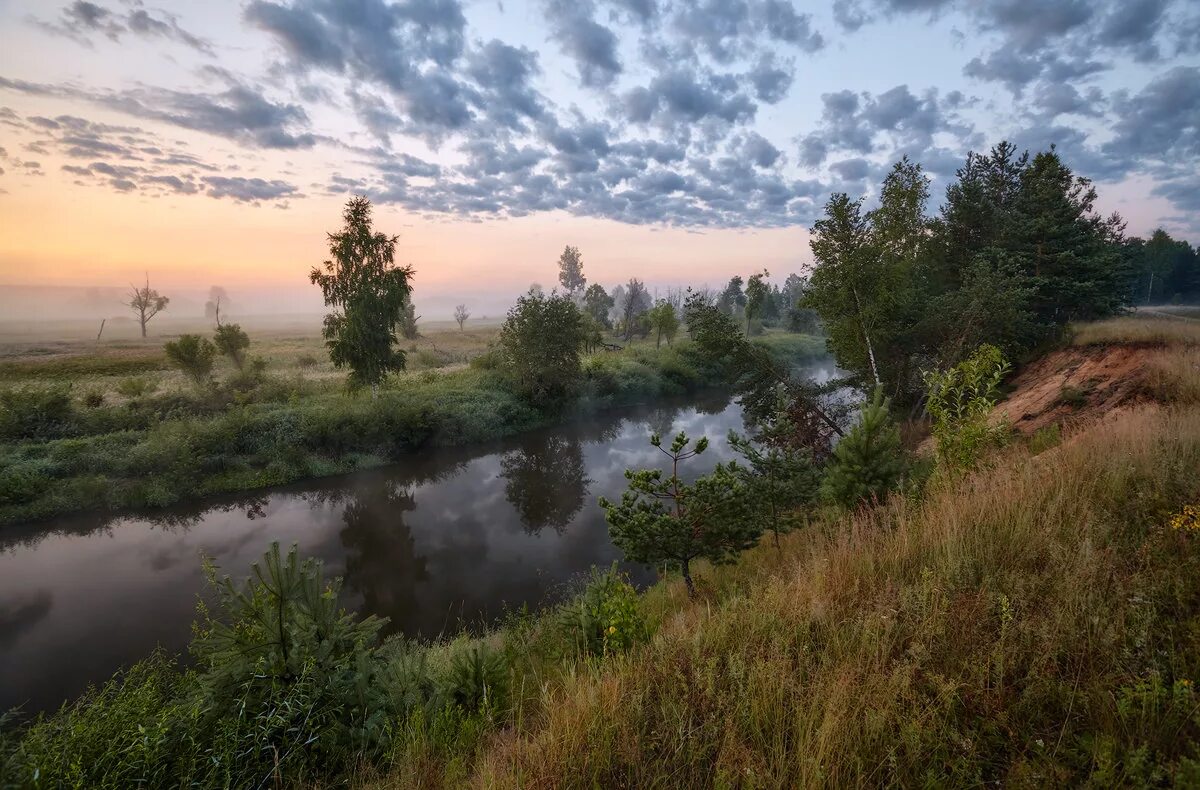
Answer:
[
  {"left": 850, "top": 286, "right": 881, "bottom": 387},
  {"left": 140, "top": 315, "right": 147, "bottom": 338},
  {"left": 681, "top": 558, "right": 695, "bottom": 599}
]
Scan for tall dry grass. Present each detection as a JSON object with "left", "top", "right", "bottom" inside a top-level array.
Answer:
[
  {"left": 1071, "top": 315, "right": 1200, "bottom": 347},
  {"left": 462, "top": 405, "right": 1200, "bottom": 787}
]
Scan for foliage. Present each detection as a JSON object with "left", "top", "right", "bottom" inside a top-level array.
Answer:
[
  {"left": 617, "top": 278, "right": 651, "bottom": 341},
  {"left": 163, "top": 334, "right": 217, "bottom": 386},
  {"left": 557, "top": 245, "right": 586, "bottom": 295},
  {"left": 728, "top": 400, "right": 822, "bottom": 547},
  {"left": 498, "top": 289, "right": 586, "bottom": 406},
  {"left": 744, "top": 270, "right": 770, "bottom": 333},
  {"left": 0, "top": 383, "right": 74, "bottom": 440},
  {"left": 923, "top": 343, "right": 1010, "bottom": 470},
  {"left": 583, "top": 283, "right": 614, "bottom": 329},
  {"left": 212, "top": 323, "right": 250, "bottom": 371},
  {"left": 557, "top": 564, "right": 648, "bottom": 657},
  {"left": 716, "top": 275, "right": 746, "bottom": 316},
  {"left": 115, "top": 376, "right": 158, "bottom": 399},
  {"left": 685, "top": 291, "right": 844, "bottom": 452},
  {"left": 600, "top": 431, "right": 759, "bottom": 597},
  {"left": 646, "top": 300, "right": 680, "bottom": 348},
  {"left": 439, "top": 645, "right": 507, "bottom": 717},
  {"left": 310, "top": 196, "right": 414, "bottom": 390},
  {"left": 821, "top": 388, "right": 906, "bottom": 508}
]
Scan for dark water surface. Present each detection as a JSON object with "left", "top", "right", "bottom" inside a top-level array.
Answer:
[{"left": 1, "top": 363, "right": 835, "bottom": 714}]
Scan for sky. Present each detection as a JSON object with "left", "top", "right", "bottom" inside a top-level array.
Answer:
[{"left": 0, "top": 0, "right": 1198, "bottom": 318}]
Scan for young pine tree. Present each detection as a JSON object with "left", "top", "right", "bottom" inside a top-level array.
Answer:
[
  {"left": 821, "top": 388, "right": 906, "bottom": 509},
  {"left": 600, "top": 432, "right": 760, "bottom": 598}
]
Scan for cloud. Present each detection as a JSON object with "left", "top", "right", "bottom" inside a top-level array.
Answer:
[
  {"left": 202, "top": 176, "right": 299, "bottom": 202},
  {"left": 36, "top": 1, "right": 213, "bottom": 54},
  {"left": 544, "top": 0, "right": 623, "bottom": 87},
  {"left": 1104, "top": 66, "right": 1200, "bottom": 166}
]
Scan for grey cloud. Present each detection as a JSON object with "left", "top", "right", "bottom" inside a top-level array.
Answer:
[
  {"left": 1104, "top": 66, "right": 1200, "bottom": 166},
  {"left": 830, "top": 157, "right": 870, "bottom": 181},
  {"left": 748, "top": 56, "right": 793, "bottom": 103},
  {"left": 38, "top": 1, "right": 213, "bottom": 54},
  {"left": 202, "top": 176, "right": 299, "bottom": 202},
  {"left": 545, "top": 1, "right": 623, "bottom": 88},
  {"left": 1152, "top": 175, "right": 1200, "bottom": 213}
]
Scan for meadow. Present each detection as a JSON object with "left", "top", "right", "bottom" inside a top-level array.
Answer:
[{"left": 0, "top": 316, "right": 825, "bottom": 525}]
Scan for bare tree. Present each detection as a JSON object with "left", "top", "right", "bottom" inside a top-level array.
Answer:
[
  {"left": 454, "top": 304, "right": 470, "bottom": 330},
  {"left": 125, "top": 273, "right": 169, "bottom": 338}
]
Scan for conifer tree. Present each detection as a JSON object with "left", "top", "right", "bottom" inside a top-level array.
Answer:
[
  {"left": 600, "top": 432, "right": 759, "bottom": 598},
  {"left": 821, "top": 388, "right": 906, "bottom": 509}
]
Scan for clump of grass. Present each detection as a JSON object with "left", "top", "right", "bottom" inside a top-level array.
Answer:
[
  {"left": 1028, "top": 423, "right": 1061, "bottom": 454},
  {"left": 1056, "top": 383, "right": 1090, "bottom": 409},
  {"left": 1072, "top": 315, "right": 1200, "bottom": 347}
]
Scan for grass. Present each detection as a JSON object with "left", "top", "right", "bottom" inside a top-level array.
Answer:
[
  {"left": 4, "top": 319, "right": 1200, "bottom": 786},
  {"left": 1071, "top": 314, "right": 1200, "bottom": 347}
]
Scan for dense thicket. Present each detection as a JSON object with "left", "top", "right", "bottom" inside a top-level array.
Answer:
[{"left": 803, "top": 143, "right": 1198, "bottom": 404}]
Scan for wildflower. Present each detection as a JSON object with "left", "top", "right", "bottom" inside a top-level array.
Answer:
[{"left": 1169, "top": 504, "right": 1200, "bottom": 532}]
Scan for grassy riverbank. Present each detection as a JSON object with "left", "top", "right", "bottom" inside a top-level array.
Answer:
[
  {"left": 4, "top": 317, "right": 1200, "bottom": 787},
  {"left": 0, "top": 323, "right": 824, "bottom": 525}
]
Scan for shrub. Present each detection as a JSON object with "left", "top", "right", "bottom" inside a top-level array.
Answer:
[
  {"left": 212, "top": 324, "right": 250, "bottom": 370},
  {"left": 439, "top": 645, "right": 507, "bottom": 717},
  {"left": 295, "top": 353, "right": 319, "bottom": 369},
  {"left": 557, "top": 564, "right": 648, "bottom": 657},
  {"left": 164, "top": 335, "right": 217, "bottom": 386},
  {"left": 115, "top": 376, "right": 158, "bottom": 399},
  {"left": 923, "top": 343, "right": 1011, "bottom": 470},
  {"left": 0, "top": 384, "right": 74, "bottom": 440},
  {"left": 0, "top": 463, "right": 51, "bottom": 506},
  {"left": 1029, "top": 423, "right": 1062, "bottom": 454},
  {"left": 81, "top": 390, "right": 105, "bottom": 408},
  {"left": 821, "top": 388, "right": 906, "bottom": 508},
  {"left": 499, "top": 290, "right": 587, "bottom": 406}
]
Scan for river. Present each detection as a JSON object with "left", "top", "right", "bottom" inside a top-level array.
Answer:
[{"left": 0, "top": 360, "right": 837, "bottom": 714}]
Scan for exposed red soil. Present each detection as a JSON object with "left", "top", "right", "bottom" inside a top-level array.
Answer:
[{"left": 994, "top": 343, "right": 1161, "bottom": 436}]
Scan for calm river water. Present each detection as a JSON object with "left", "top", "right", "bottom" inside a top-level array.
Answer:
[{"left": 0, "top": 361, "right": 836, "bottom": 714}]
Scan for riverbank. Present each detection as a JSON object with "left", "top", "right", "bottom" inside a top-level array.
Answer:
[
  {"left": 0, "top": 329, "right": 825, "bottom": 526},
  {"left": 5, "top": 318, "right": 1200, "bottom": 787}
]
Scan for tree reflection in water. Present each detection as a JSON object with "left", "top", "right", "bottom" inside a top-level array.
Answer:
[{"left": 500, "top": 434, "right": 590, "bottom": 534}]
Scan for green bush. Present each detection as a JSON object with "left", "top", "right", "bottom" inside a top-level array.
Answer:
[
  {"left": 439, "top": 645, "right": 507, "bottom": 717},
  {"left": 115, "top": 376, "right": 158, "bottom": 399},
  {"left": 0, "top": 384, "right": 74, "bottom": 440},
  {"left": 557, "top": 564, "right": 648, "bottom": 657},
  {"left": 164, "top": 335, "right": 217, "bottom": 387},
  {"left": 923, "top": 343, "right": 1011, "bottom": 470}
]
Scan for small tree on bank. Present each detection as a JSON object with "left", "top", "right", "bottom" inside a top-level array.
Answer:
[
  {"left": 600, "top": 432, "right": 760, "bottom": 598},
  {"left": 821, "top": 388, "right": 906, "bottom": 509},
  {"left": 454, "top": 304, "right": 470, "bottom": 330},
  {"left": 647, "top": 300, "right": 680, "bottom": 347},
  {"left": 310, "top": 196, "right": 414, "bottom": 392},
  {"left": 165, "top": 334, "right": 216, "bottom": 386},
  {"left": 125, "top": 274, "right": 169, "bottom": 338},
  {"left": 745, "top": 270, "right": 770, "bottom": 334},
  {"left": 498, "top": 289, "right": 586, "bottom": 406}
]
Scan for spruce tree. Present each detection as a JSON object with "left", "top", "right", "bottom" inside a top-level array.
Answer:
[{"left": 821, "top": 388, "right": 906, "bottom": 509}]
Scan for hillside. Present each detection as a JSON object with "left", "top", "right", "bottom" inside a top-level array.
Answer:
[{"left": 417, "top": 318, "right": 1200, "bottom": 787}]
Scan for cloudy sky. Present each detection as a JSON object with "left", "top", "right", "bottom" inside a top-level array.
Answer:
[{"left": 0, "top": 0, "right": 1197, "bottom": 316}]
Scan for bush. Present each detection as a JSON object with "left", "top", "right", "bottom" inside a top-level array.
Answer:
[
  {"left": 439, "top": 645, "right": 507, "bottom": 717},
  {"left": 81, "top": 391, "right": 105, "bottom": 408},
  {"left": 0, "top": 384, "right": 74, "bottom": 440},
  {"left": 557, "top": 564, "right": 648, "bottom": 657},
  {"left": 115, "top": 376, "right": 158, "bottom": 399},
  {"left": 212, "top": 323, "right": 250, "bottom": 370},
  {"left": 295, "top": 353, "right": 319, "bottom": 369},
  {"left": 164, "top": 335, "right": 217, "bottom": 386},
  {"left": 499, "top": 290, "right": 587, "bottom": 406},
  {"left": 923, "top": 343, "right": 1011, "bottom": 470}
]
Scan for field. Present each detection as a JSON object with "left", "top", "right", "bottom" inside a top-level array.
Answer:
[{"left": 0, "top": 316, "right": 826, "bottom": 526}]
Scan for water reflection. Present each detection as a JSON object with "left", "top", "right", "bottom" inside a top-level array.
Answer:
[{"left": 0, "top": 365, "right": 836, "bottom": 714}]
